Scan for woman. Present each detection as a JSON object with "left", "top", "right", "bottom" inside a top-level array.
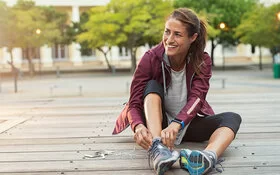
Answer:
[{"left": 113, "top": 8, "right": 241, "bottom": 175}]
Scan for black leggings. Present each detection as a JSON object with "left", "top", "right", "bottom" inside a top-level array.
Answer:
[{"left": 143, "top": 80, "right": 242, "bottom": 142}]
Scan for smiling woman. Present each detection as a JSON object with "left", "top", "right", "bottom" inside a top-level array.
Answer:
[
  {"left": 113, "top": 7, "right": 241, "bottom": 175},
  {"left": 162, "top": 18, "right": 196, "bottom": 71}
]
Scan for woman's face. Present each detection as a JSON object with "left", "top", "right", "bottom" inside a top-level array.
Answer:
[{"left": 162, "top": 18, "right": 197, "bottom": 59}]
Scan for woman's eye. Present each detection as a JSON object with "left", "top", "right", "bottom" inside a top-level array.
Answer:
[{"left": 175, "top": 33, "right": 181, "bottom": 37}]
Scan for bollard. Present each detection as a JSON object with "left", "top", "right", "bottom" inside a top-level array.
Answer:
[
  {"left": 79, "top": 85, "right": 83, "bottom": 96},
  {"left": 222, "top": 79, "right": 225, "bottom": 89},
  {"left": 111, "top": 66, "right": 116, "bottom": 75},
  {"left": 50, "top": 87, "right": 53, "bottom": 97},
  {"left": 126, "top": 81, "right": 130, "bottom": 94},
  {"left": 56, "top": 66, "right": 60, "bottom": 78}
]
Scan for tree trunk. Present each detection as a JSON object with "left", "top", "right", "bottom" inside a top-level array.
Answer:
[
  {"left": 97, "top": 47, "right": 112, "bottom": 72},
  {"left": 7, "top": 48, "right": 18, "bottom": 93},
  {"left": 211, "top": 38, "right": 216, "bottom": 66},
  {"left": 130, "top": 47, "right": 137, "bottom": 73},
  {"left": 259, "top": 46, "right": 262, "bottom": 71},
  {"left": 7, "top": 48, "right": 14, "bottom": 72},
  {"left": 27, "top": 48, "right": 35, "bottom": 77}
]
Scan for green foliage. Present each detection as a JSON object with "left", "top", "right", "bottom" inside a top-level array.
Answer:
[
  {"left": 0, "top": 0, "right": 69, "bottom": 50},
  {"left": 235, "top": 3, "right": 280, "bottom": 52},
  {"left": 174, "top": 0, "right": 257, "bottom": 45},
  {"left": 77, "top": 6, "right": 126, "bottom": 49},
  {"left": 78, "top": 0, "right": 173, "bottom": 71},
  {"left": 40, "top": 6, "right": 70, "bottom": 45},
  {"left": 0, "top": 0, "right": 69, "bottom": 75},
  {"left": 78, "top": 0, "right": 173, "bottom": 49},
  {"left": 0, "top": 1, "right": 9, "bottom": 47}
]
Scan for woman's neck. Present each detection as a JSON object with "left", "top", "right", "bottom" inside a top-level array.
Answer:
[{"left": 169, "top": 56, "right": 186, "bottom": 71}]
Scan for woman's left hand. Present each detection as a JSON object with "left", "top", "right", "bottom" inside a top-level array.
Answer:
[{"left": 161, "top": 122, "right": 181, "bottom": 150}]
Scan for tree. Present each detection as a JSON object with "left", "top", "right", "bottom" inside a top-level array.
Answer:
[
  {"left": 78, "top": 0, "right": 173, "bottom": 72},
  {"left": 0, "top": 0, "right": 68, "bottom": 76},
  {"left": 0, "top": 1, "right": 9, "bottom": 47},
  {"left": 235, "top": 3, "right": 280, "bottom": 69},
  {"left": 40, "top": 6, "right": 70, "bottom": 46},
  {"left": 109, "top": 0, "right": 173, "bottom": 72},
  {"left": 0, "top": 1, "right": 19, "bottom": 65},
  {"left": 77, "top": 6, "right": 127, "bottom": 72},
  {"left": 0, "top": 1, "right": 20, "bottom": 92},
  {"left": 15, "top": 1, "right": 68, "bottom": 76},
  {"left": 174, "top": 0, "right": 257, "bottom": 66}
]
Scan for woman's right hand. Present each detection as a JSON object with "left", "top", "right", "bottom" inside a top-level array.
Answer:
[{"left": 133, "top": 124, "right": 153, "bottom": 150}]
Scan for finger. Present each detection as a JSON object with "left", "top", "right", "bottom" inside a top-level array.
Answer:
[
  {"left": 136, "top": 131, "right": 151, "bottom": 150},
  {"left": 146, "top": 131, "right": 153, "bottom": 146},
  {"left": 141, "top": 142, "right": 151, "bottom": 150},
  {"left": 165, "top": 132, "right": 171, "bottom": 147},
  {"left": 134, "top": 132, "right": 143, "bottom": 145},
  {"left": 169, "top": 132, "right": 175, "bottom": 150},
  {"left": 161, "top": 131, "right": 167, "bottom": 146},
  {"left": 142, "top": 130, "right": 152, "bottom": 146},
  {"left": 167, "top": 133, "right": 174, "bottom": 149}
]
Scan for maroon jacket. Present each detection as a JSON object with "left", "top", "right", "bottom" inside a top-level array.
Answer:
[{"left": 112, "top": 42, "right": 214, "bottom": 134}]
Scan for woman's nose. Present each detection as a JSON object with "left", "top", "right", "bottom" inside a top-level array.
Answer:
[{"left": 166, "top": 34, "right": 174, "bottom": 43}]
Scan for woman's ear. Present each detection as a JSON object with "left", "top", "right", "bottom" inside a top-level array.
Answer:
[{"left": 191, "top": 33, "right": 198, "bottom": 43}]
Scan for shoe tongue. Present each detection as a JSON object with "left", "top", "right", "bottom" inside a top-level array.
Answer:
[{"left": 157, "top": 143, "right": 164, "bottom": 149}]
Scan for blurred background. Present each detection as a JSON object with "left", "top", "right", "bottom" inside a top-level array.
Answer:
[{"left": 0, "top": 0, "right": 280, "bottom": 95}]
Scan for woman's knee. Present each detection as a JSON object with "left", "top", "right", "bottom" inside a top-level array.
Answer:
[
  {"left": 220, "top": 112, "right": 242, "bottom": 135},
  {"left": 225, "top": 112, "right": 242, "bottom": 124},
  {"left": 144, "top": 93, "right": 162, "bottom": 104}
]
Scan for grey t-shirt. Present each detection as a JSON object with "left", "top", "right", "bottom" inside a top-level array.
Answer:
[{"left": 164, "top": 64, "right": 190, "bottom": 145}]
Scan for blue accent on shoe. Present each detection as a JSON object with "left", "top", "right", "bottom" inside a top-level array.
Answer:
[{"left": 180, "top": 149, "right": 213, "bottom": 175}]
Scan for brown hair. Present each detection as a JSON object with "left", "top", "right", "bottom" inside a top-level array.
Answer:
[{"left": 167, "top": 8, "right": 207, "bottom": 74}]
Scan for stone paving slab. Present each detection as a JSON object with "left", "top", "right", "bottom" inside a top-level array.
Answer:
[{"left": 0, "top": 68, "right": 279, "bottom": 174}]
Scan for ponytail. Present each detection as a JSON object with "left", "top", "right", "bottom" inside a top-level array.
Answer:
[{"left": 189, "top": 19, "right": 207, "bottom": 75}]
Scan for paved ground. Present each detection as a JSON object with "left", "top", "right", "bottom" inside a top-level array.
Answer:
[
  {"left": 0, "top": 67, "right": 280, "bottom": 174},
  {"left": 0, "top": 66, "right": 279, "bottom": 99}
]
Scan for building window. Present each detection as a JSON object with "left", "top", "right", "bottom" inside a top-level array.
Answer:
[
  {"left": 52, "top": 44, "right": 68, "bottom": 60},
  {"left": 22, "top": 47, "right": 40, "bottom": 60},
  {"left": 81, "top": 47, "right": 96, "bottom": 57},
  {"left": 119, "top": 47, "right": 129, "bottom": 57}
]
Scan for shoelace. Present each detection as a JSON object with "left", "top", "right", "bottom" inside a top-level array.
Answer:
[
  {"left": 212, "top": 158, "right": 225, "bottom": 174},
  {"left": 148, "top": 140, "right": 161, "bottom": 168}
]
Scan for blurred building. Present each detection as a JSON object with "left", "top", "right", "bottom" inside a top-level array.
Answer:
[
  {"left": 0, "top": 0, "right": 278, "bottom": 73},
  {"left": 0, "top": 0, "right": 139, "bottom": 72}
]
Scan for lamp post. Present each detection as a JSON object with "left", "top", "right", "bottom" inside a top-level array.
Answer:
[
  {"left": 35, "top": 28, "right": 42, "bottom": 76},
  {"left": 219, "top": 22, "right": 227, "bottom": 70}
]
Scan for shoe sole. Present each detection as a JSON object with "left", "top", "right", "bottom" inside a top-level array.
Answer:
[
  {"left": 157, "top": 152, "right": 179, "bottom": 175},
  {"left": 180, "top": 150, "right": 211, "bottom": 175}
]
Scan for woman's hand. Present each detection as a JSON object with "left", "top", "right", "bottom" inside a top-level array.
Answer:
[
  {"left": 161, "top": 122, "right": 181, "bottom": 150},
  {"left": 134, "top": 124, "right": 153, "bottom": 150}
]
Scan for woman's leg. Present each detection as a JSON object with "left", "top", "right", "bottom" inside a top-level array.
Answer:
[
  {"left": 183, "top": 112, "right": 242, "bottom": 152},
  {"left": 144, "top": 93, "right": 163, "bottom": 138},
  {"left": 143, "top": 80, "right": 178, "bottom": 175},
  {"left": 205, "top": 126, "right": 234, "bottom": 157},
  {"left": 143, "top": 80, "right": 167, "bottom": 137},
  {"left": 180, "top": 112, "right": 241, "bottom": 174}
]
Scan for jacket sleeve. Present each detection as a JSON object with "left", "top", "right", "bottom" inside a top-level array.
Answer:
[
  {"left": 176, "top": 53, "right": 212, "bottom": 125},
  {"left": 127, "top": 51, "right": 154, "bottom": 132}
]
